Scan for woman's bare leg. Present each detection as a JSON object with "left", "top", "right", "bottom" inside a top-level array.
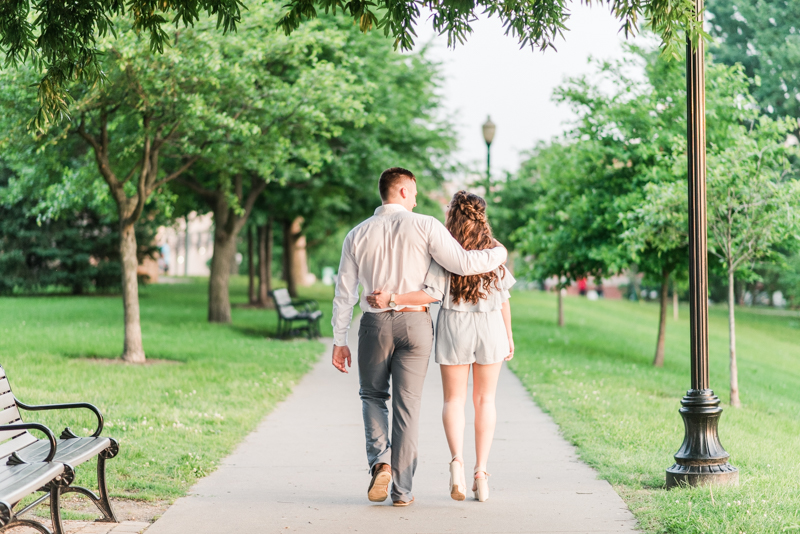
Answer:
[
  {"left": 472, "top": 361, "right": 503, "bottom": 480},
  {"left": 440, "top": 364, "right": 470, "bottom": 462}
]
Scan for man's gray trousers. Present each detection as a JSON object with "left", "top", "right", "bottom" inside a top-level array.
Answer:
[{"left": 357, "top": 310, "right": 433, "bottom": 502}]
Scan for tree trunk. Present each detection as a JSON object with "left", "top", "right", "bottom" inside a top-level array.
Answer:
[
  {"left": 673, "top": 285, "right": 679, "bottom": 321},
  {"left": 281, "top": 222, "right": 289, "bottom": 284},
  {"left": 736, "top": 280, "right": 745, "bottom": 306},
  {"left": 208, "top": 225, "right": 236, "bottom": 323},
  {"left": 557, "top": 287, "right": 564, "bottom": 327},
  {"left": 283, "top": 217, "right": 309, "bottom": 297},
  {"left": 653, "top": 267, "right": 670, "bottom": 367},
  {"left": 248, "top": 225, "right": 256, "bottom": 304},
  {"left": 258, "top": 219, "right": 273, "bottom": 307},
  {"left": 120, "top": 224, "right": 146, "bottom": 363},
  {"left": 728, "top": 269, "right": 741, "bottom": 407},
  {"left": 292, "top": 235, "right": 310, "bottom": 288}
]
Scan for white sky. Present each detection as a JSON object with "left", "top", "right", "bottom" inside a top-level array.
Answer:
[{"left": 411, "top": 4, "right": 645, "bottom": 177}]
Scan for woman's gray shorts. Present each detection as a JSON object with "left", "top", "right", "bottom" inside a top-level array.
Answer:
[{"left": 434, "top": 308, "right": 509, "bottom": 366}]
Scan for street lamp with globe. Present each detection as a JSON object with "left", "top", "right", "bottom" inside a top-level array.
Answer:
[{"left": 482, "top": 116, "right": 496, "bottom": 193}]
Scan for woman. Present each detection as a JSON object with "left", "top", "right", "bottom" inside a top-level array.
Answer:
[{"left": 367, "top": 190, "right": 515, "bottom": 503}]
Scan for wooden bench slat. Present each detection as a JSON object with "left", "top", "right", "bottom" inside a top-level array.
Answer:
[
  {"left": 17, "top": 436, "right": 110, "bottom": 466},
  {"left": 279, "top": 306, "right": 299, "bottom": 319},
  {"left": 0, "top": 426, "right": 26, "bottom": 444},
  {"left": 0, "top": 392, "right": 15, "bottom": 411},
  {"left": 0, "top": 462, "right": 63, "bottom": 504},
  {"left": 0, "top": 432, "right": 37, "bottom": 459},
  {"left": 0, "top": 379, "right": 11, "bottom": 396},
  {"left": 0, "top": 391, "right": 22, "bottom": 429},
  {"left": 0, "top": 407, "right": 22, "bottom": 427}
]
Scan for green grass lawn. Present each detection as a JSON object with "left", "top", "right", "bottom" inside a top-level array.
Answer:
[
  {"left": 509, "top": 291, "right": 800, "bottom": 534},
  {"left": 0, "top": 276, "right": 334, "bottom": 504}
]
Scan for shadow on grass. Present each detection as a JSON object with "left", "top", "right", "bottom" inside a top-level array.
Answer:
[
  {"left": 231, "top": 302, "right": 275, "bottom": 310},
  {"left": 64, "top": 353, "right": 186, "bottom": 364},
  {"left": 230, "top": 325, "right": 278, "bottom": 339}
]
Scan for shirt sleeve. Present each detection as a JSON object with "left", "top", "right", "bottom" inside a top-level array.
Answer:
[
  {"left": 499, "top": 266, "right": 517, "bottom": 300},
  {"left": 427, "top": 218, "right": 507, "bottom": 276},
  {"left": 331, "top": 232, "right": 359, "bottom": 346},
  {"left": 422, "top": 260, "right": 447, "bottom": 301}
]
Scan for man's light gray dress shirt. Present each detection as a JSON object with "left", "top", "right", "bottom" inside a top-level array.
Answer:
[{"left": 331, "top": 203, "right": 507, "bottom": 346}]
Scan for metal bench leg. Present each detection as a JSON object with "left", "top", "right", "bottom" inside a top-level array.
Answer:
[
  {"left": 61, "top": 440, "right": 119, "bottom": 523},
  {"left": 95, "top": 443, "right": 119, "bottom": 522},
  {"left": 0, "top": 498, "right": 54, "bottom": 534},
  {"left": 3, "top": 519, "right": 54, "bottom": 534},
  {"left": 50, "top": 484, "right": 64, "bottom": 534}
]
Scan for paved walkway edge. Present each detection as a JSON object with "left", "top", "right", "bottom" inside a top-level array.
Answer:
[{"left": 146, "top": 324, "right": 641, "bottom": 534}]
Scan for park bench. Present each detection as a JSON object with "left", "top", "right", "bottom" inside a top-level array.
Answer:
[
  {"left": 0, "top": 365, "right": 119, "bottom": 534},
  {"left": 270, "top": 288, "right": 323, "bottom": 339},
  {"left": 0, "top": 421, "right": 68, "bottom": 534}
]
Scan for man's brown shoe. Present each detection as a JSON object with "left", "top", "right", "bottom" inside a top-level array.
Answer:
[
  {"left": 392, "top": 497, "right": 415, "bottom": 507},
  {"left": 368, "top": 463, "right": 392, "bottom": 502}
]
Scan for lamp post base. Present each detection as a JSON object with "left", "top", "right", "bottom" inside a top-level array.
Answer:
[
  {"left": 666, "top": 463, "right": 739, "bottom": 488},
  {"left": 665, "top": 389, "right": 739, "bottom": 489}
]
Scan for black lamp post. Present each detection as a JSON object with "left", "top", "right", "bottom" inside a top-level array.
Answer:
[
  {"left": 665, "top": 0, "right": 738, "bottom": 488},
  {"left": 482, "top": 116, "right": 496, "bottom": 193}
]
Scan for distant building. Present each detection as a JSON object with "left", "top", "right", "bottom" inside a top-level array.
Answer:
[{"left": 156, "top": 212, "right": 215, "bottom": 277}]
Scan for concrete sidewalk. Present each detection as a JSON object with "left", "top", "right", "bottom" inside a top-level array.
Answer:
[{"left": 147, "top": 314, "right": 639, "bottom": 534}]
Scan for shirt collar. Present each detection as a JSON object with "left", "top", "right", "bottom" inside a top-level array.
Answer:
[{"left": 374, "top": 203, "right": 408, "bottom": 216}]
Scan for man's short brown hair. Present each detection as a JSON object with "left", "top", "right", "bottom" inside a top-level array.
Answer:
[{"left": 379, "top": 167, "right": 416, "bottom": 201}]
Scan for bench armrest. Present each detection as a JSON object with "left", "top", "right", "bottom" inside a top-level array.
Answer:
[
  {"left": 0, "top": 423, "right": 57, "bottom": 462},
  {"left": 291, "top": 298, "right": 319, "bottom": 312},
  {"left": 16, "top": 400, "right": 104, "bottom": 438}
]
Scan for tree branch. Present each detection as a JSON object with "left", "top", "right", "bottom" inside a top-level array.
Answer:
[
  {"left": 174, "top": 175, "right": 218, "bottom": 199},
  {"left": 150, "top": 155, "right": 202, "bottom": 192},
  {"left": 76, "top": 114, "right": 124, "bottom": 209},
  {"left": 233, "top": 176, "right": 268, "bottom": 235}
]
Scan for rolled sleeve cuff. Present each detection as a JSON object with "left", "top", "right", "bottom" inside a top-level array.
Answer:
[{"left": 423, "top": 286, "right": 444, "bottom": 301}]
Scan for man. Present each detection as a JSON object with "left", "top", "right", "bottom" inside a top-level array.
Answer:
[{"left": 332, "top": 167, "right": 507, "bottom": 506}]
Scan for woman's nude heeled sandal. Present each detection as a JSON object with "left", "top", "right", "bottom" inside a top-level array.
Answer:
[
  {"left": 473, "top": 470, "right": 490, "bottom": 502},
  {"left": 449, "top": 457, "right": 466, "bottom": 501}
]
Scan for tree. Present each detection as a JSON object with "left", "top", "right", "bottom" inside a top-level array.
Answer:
[
  {"left": 164, "top": 10, "right": 370, "bottom": 323},
  {"left": 488, "top": 171, "right": 540, "bottom": 252},
  {"left": 0, "top": 6, "right": 366, "bottom": 354},
  {"left": 0, "top": 17, "right": 259, "bottom": 361},
  {"left": 635, "top": 63, "right": 800, "bottom": 404},
  {"left": 512, "top": 46, "right": 688, "bottom": 333},
  {"left": 706, "top": 116, "right": 800, "bottom": 407},
  {"left": 0, "top": 165, "right": 119, "bottom": 295},
  {"left": 707, "top": 0, "right": 800, "bottom": 136},
  {"left": 623, "top": 180, "right": 688, "bottom": 366},
  {"left": 510, "top": 141, "right": 589, "bottom": 327},
  {"left": 0, "top": 0, "right": 705, "bottom": 126},
  {"left": 277, "top": 0, "right": 704, "bottom": 58},
  {"left": 259, "top": 27, "right": 455, "bottom": 297}
]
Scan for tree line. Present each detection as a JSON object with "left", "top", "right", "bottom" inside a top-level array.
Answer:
[
  {"left": 0, "top": 5, "right": 454, "bottom": 363},
  {"left": 492, "top": 1, "right": 800, "bottom": 408}
]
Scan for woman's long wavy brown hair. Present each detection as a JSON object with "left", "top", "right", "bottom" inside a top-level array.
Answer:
[{"left": 446, "top": 191, "right": 505, "bottom": 305}]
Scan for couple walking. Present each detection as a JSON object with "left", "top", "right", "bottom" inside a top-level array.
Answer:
[{"left": 331, "top": 167, "right": 516, "bottom": 506}]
